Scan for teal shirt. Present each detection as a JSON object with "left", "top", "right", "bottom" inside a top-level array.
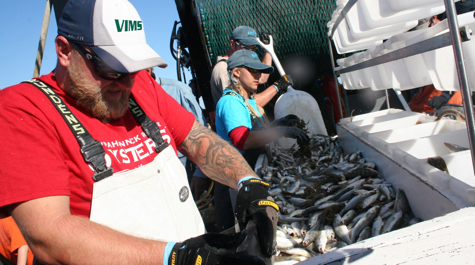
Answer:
[{"left": 215, "top": 89, "right": 261, "bottom": 152}]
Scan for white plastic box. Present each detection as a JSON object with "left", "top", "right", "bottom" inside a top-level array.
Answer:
[
  {"left": 379, "top": 31, "right": 433, "bottom": 90},
  {"left": 337, "top": 56, "right": 371, "bottom": 90},
  {"left": 336, "top": 58, "right": 356, "bottom": 90},
  {"left": 358, "top": 114, "right": 437, "bottom": 133},
  {"left": 405, "top": 12, "right": 475, "bottom": 91},
  {"left": 370, "top": 119, "right": 466, "bottom": 143},
  {"left": 363, "top": 47, "right": 393, "bottom": 90},
  {"left": 345, "top": 2, "right": 417, "bottom": 38},
  {"left": 348, "top": 109, "right": 424, "bottom": 127},
  {"left": 355, "top": 0, "right": 457, "bottom": 31},
  {"left": 333, "top": 17, "right": 383, "bottom": 54},
  {"left": 340, "top": 108, "right": 404, "bottom": 123},
  {"left": 389, "top": 129, "right": 470, "bottom": 158},
  {"left": 347, "top": 53, "right": 371, "bottom": 90}
]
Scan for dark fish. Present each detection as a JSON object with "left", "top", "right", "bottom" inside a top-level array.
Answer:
[
  {"left": 382, "top": 210, "right": 404, "bottom": 234},
  {"left": 394, "top": 189, "right": 409, "bottom": 215},
  {"left": 332, "top": 186, "right": 352, "bottom": 202},
  {"left": 444, "top": 142, "right": 469, "bottom": 153},
  {"left": 344, "top": 165, "right": 379, "bottom": 179},
  {"left": 279, "top": 213, "right": 309, "bottom": 223},
  {"left": 288, "top": 197, "right": 312, "bottom": 207},
  {"left": 349, "top": 205, "right": 380, "bottom": 243},
  {"left": 427, "top": 156, "right": 449, "bottom": 174}
]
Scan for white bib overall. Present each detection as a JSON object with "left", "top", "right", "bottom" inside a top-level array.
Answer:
[{"left": 89, "top": 145, "right": 205, "bottom": 242}]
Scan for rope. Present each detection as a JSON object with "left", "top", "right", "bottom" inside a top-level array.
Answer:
[{"left": 196, "top": 180, "right": 215, "bottom": 206}]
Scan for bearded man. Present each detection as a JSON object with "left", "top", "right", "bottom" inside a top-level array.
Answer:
[{"left": 0, "top": 0, "right": 278, "bottom": 264}]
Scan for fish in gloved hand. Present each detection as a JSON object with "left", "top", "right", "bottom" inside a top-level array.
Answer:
[
  {"left": 167, "top": 230, "right": 266, "bottom": 265},
  {"left": 271, "top": 114, "right": 301, "bottom": 127},
  {"left": 236, "top": 219, "right": 275, "bottom": 265},
  {"left": 235, "top": 178, "right": 280, "bottom": 259},
  {"left": 275, "top": 126, "right": 310, "bottom": 145}
]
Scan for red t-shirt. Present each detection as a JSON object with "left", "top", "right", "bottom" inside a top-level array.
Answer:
[{"left": 0, "top": 71, "right": 195, "bottom": 218}]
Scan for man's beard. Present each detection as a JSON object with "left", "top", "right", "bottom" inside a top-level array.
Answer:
[{"left": 65, "top": 61, "right": 131, "bottom": 123}]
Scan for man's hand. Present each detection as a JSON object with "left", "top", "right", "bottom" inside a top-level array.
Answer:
[
  {"left": 235, "top": 179, "right": 279, "bottom": 257},
  {"left": 166, "top": 231, "right": 265, "bottom": 265},
  {"left": 275, "top": 126, "right": 310, "bottom": 144},
  {"left": 271, "top": 114, "right": 301, "bottom": 127},
  {"left": 274, "top": 75, "right": 293, "bottom": 95},
  {"left": 427, "top": 92, "right": 451, "bottom": 109},
  {"left": 258, "top": 32, "right": 271, "bottom": 45}
]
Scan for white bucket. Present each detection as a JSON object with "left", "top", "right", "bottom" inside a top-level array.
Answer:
[{"left": 274, "top": 87, "right": 328, "bottom": 148}]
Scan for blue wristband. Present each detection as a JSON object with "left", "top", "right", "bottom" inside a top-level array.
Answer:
[
  {"left": 273, "top": 84, "right": 279, "bottom": 93},
  {"left": 163, "top": 242, "right": 176, "bottom": 265},
  {"left": 237, "top": 176, "right": 260, "bottom": 191}
]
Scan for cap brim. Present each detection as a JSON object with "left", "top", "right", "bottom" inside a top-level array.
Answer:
[
  {"left": 239, "top": 38, "right": 260, "bottom": 46},
  {"left": 92, "top": 43, "right": 167, "bottom": 73},
  {"left": 245, "top": 62, "right": 274, "bottom": 74}
]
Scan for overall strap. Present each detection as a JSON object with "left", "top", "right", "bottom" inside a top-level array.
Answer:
[
  {"left": 24, "top": 79, "right": 113, "bottom": 182},
  {"left": 128, "top": 96, "right": 168, "bottom": 153},
  {"left": 25, "top": 79, "right": 169, "bottom": 182}
]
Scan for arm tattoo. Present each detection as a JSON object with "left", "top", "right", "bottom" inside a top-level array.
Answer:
[{"left": 179, "top": 121, "right": 256, "bottom": 188}]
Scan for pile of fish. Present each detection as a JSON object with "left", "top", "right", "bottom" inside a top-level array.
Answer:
[{"left": 259, "top": 135, "right": 420, "bottom": 264}]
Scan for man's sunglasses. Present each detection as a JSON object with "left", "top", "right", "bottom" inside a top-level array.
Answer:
[
  {"left": 71, "top": 42, "right": 138, "bottom": 81},
  {"left": 245, "top": 67, "right": 261, "bottom": 74},
  {"left": 235, "top": 41, "right": 257, "bottom": 51}
]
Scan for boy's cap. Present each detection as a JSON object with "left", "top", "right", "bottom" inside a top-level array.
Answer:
[
  {"left": 58, "top": 0, "right": 167, "bottom": 73},
  {"left": 231, "top": 26, "right": 259, "bottom": 46},
  {"left": 227, "top": 50, "right": 274, "bottom": 74}
]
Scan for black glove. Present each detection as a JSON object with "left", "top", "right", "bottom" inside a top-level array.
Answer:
[
  {"left": 271, "top": 114, "right": 301, "bottom": 127},
  {"left": 275, "top": 126, "right": 310, "bottom": 144},
  {"left": 235, "top": 179, "right": 279, "bottom": 257},
  {"left": 258, "top": 32, "right": 271, "bottom": 45},
  {"left": 273, "top": 75, "right": 293, "bottom": 95},
  {"left": 168, "top": 231, "right": 265, "bottom": 265},
  {"left": 427, "top": 92, "right": 451, "bottom": 109}
]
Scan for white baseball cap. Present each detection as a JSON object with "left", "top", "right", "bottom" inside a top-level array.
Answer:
[{"left": 58, "top": 0, "right": 167, "bottom": 73}]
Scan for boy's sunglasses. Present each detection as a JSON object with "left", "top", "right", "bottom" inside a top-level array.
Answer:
[
  {"left": 245, "top": 67, "right": 261, "bottom": 74},
  {"left": 71, "top": 42, "right": 138, "bottom": 81},
  {"left": 236, "top": 41, "right": 257, "bottom": 51}
]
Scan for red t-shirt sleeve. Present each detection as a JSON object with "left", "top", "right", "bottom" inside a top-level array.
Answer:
[
  {"left": 229, "top": 126, "right": 250, "bottom": 150},
  {"left": 0, "top": 80, "right": 71, "bottom": 209}
]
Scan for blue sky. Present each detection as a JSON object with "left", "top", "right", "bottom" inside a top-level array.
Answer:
[{"left": 0, "top": 1, "right": 192, "bottom": 89}]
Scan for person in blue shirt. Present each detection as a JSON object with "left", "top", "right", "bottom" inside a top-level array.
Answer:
[
  {"left": 157, "top": 77, "right": 207, "bottom": 128},
  {"left": 214, "top": 50, "right": 309, "bottom": 232}
]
